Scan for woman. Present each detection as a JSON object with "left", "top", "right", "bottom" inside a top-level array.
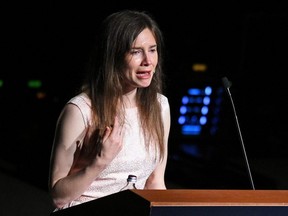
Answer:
[{"left": 48, "top": 9, "right": 171, "bottom": 210}]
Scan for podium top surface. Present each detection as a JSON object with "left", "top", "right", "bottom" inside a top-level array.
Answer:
[{"left": 132, "top": 189, "right": 288, "bottom": 206}]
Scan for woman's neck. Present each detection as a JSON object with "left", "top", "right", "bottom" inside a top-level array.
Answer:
[{"left": 123, "top": 88, "right": 137, "bottom": 108}]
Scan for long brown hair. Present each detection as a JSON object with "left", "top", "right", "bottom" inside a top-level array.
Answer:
[{"left": 81, "top": 10, "right": 166, "bottom": 160}]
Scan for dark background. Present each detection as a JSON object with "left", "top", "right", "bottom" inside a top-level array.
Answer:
[{"left": 1, "top": 1, "right": 288, "bottom": 215}]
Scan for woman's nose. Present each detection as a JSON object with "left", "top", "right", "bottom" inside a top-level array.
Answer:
[{"left": 142, "top": 52, "right": 152, "bottom": 65}]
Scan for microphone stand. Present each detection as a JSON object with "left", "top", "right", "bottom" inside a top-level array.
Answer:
[{"left": 222, "top": 77, "right": 255, "bottom": 190}]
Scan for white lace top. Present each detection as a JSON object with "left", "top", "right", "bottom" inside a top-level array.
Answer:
[{"left": 58, "top": 92, "right": 169, "bottom": 209}]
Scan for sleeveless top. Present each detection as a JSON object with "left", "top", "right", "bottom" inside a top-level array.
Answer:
[{"left": 58, "top": 92, "right": 169, "bottom": 209}]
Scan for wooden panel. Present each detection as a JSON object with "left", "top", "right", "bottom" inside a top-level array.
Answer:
[
  {"left": 132, "top": 189, "right": 288, "bottom": 206},
  {"left": 51, "top": 190, "right": 288, "bottom": 216}
]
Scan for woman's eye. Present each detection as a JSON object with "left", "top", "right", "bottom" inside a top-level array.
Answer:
[{"left": 131, "top": 50, "right": 142, "bottom": 55}]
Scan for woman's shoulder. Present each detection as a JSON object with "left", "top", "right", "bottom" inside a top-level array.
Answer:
[
  {"left": 157, "top": 93, "right": 170, "bottom": 113},
  {"left": 157, "top": 93, "right": 169, "bottom": 106},
  {"left": 67, "top": 92, "right": 92, "bottom": 127},
  {"left": 68, "top": 92, "right": 91, "bottom": 107}
]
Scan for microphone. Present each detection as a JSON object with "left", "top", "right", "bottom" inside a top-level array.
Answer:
[{"left": 221, "top": 76, "right": 255, "bottom": 190}]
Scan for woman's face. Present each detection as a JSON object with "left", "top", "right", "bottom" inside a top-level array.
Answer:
[{"left": 123, "top": 28, "right": 158, "bottom": 93}]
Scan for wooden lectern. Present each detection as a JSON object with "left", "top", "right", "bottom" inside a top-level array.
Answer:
[{"left": 50, "top": 189, "right": 288, "bottom": 216}]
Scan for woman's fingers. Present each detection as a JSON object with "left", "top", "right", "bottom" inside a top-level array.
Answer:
[
  {"left": 111, "top": 116, "right": 123, "bottom": 136},
  {"left": 103, "top": 115, "right": 123, "bottom": 144}
]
